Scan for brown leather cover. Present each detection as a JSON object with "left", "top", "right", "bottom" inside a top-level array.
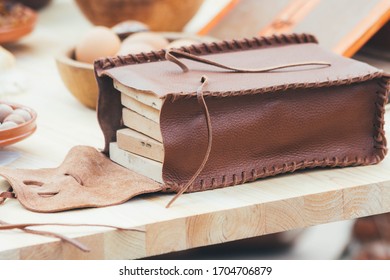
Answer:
[{"left": 95, "top": 34, "right": 389, "bottom": 194}]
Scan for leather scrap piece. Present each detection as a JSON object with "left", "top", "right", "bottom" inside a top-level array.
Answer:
[{"left": 0, "top": 146, "right": 162, "bottom": 213}]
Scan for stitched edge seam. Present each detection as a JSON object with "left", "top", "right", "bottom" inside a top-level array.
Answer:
[
  {"left": 164, "top": 72, "right": 384, "bottom": 101},
  {"left": 94, "top": 33, "right": 318, "bottom": 72},
  {"left": 374, "top": 76, "right": 389, "bottom": 158},
  {"left": 161, "top": 76, "right": 389, "bottom": 193}
]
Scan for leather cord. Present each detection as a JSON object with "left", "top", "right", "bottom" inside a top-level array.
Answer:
[
  {"left": 0, "top": 220, "right": 144, "bottom": 252},
  {"left": 165, "top": 49, "right": 331, "bottom": 73},
  {"left": 166, "top": 76, "right": 212, "bottom": 208},
  {"left": 164, "top": 50, "right": 331, "bottom": 207}
]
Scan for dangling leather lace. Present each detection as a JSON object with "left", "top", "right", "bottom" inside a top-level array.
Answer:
[
  {"left": 166, "top": 75, "right": 212, "bottom": 208},
  {"left": 0, "top": 220, "right": 144, "bottom": 252},
  {"left": 165, "top": 49, "right": 331, "bottom": 73},
  {"left": 164, "top": 49, "right": 331, "bottom": 207}
]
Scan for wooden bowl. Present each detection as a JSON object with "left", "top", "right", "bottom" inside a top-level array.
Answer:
[
  {"left": 56, "top": 48, "right": 97, "bottom": 109},
  {"left": 0, "top": 5, "right": 37, "bottom": 44},
  {"left": 56, "top": 32, "right": 216, "bottom": 110},
  {"left": 0, "top": 102, "right": 37, "bottom": 147},
  {"left": 74, "top": 0, "right": 204, "bottom": 31}
]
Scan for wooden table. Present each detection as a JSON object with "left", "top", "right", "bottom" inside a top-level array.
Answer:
[{"left": 0, "top": 0, "right": 389, "bottom": 260}]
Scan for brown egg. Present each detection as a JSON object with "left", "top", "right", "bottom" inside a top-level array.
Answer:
[
  {"left": 0, "top": 104, "right": 13, "bottom": 122},
  {"left": 4, "top": 113, "right": 25, "bottom": 125},
  {"left": 117, "top": 42, "right": 155, "bottom": 56},
  {"left": 75, "top": 26, "right": 121, "bottom": 64},
  {"left": 166, "top": 39, "right": 200, "bottom": 49},
  {"left": 13, "top": 108, "right": 32, "bottom": 121},
  {"left": 0, "top": 121, "right": 18, "bottom": 130},
  {"left": 122, "top": 32, "right": 169, "bottom": 50}
]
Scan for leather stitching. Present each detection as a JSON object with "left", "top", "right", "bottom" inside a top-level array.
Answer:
[
  {"left": 165, "top": 72, "right": 384, "bottom": 100},
  {"left": 95, "top": 33, "right": 318, "bottom": 72}
]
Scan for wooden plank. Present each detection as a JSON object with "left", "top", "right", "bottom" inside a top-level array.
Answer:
[
  {"left": 197, "top": 0, "right": 241, "bottom": 36},
  {"left": 109, "top": 142, "right": 163, "bottom": 183},
  {"left": 198, "top": 0, "right": 390, "bottom": 56},
  {"left": 2, "top": 107, "right": 390, "bottom": 259},
  {"left": 104, "top": 228, "right": 147, "bottom": 260},
  {"left": 121, "top": 93, "right": 160, "bottom": 124},
  {"left": 259, "top": 0, "right": 321, "bottom": 37},
  {"left": 334, "top": 0, "right": 390, "bottom": 57},
  {"left": 117, "top": 128, "right": 164, "bottom": 162},
  {"left": 122, "top": 108, "right": 162, "bottom": 142},
  {"left": 201, "top": 0, "right": 291, "bottom": 39},
  {"left": 114, "top": 80, "right": 163, "bottom": 110},
  {"left": 293, "top": 0, "right": 390, "bottom": 56}
]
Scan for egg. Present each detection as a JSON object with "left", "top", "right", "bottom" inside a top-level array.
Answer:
[
  {"left": 75, "top": 26, "right": 121, "bottom": 64},
  {"left": 4, "top": 113, "right": 25, "bottom": 125},
  {"left": 122, "top": 32, "right": 169, "bottom": 50},
  {"left": 117, "top": 42, "right": 155, "bottom": 56},
  {"left": 111, "top": 20, "right": 149, "bottom": 40},
  {"left": 166, "top": 39, "right": 200, "bottom": 49},
  {"left": 13, "top": 108, "right": 32, "bottom": 121},
  {"left": 0, "top": 121, "right": 18, "bottom": 130},
  {"left": 0, "top": 104, "right": 13, "bottom": 122}
]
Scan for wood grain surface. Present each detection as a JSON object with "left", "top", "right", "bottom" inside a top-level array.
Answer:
[{"left": 1, "top": 107, "right": 390, "bottom": 259}]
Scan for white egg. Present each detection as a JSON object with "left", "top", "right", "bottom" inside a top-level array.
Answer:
[
  {"left": 0, "top": 104, "right": 13, "bottom": 122},
  {"left": 13, "top": 108, "right": 32, "bottom": 121},
  {"left": 0, "top": 121, "right": 18, "bottom": 130},
  {"left": 4, "top": 113, "right": 25, "bottom": 125}
]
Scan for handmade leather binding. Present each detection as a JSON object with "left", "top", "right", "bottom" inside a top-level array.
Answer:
[{"left": 95, "top": 33, "right": 389, "bottom": 195}]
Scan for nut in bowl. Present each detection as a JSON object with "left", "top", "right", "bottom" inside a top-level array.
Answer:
[
  {"left": 0, "top": 102, "right": 37, "bottom": 147},
  {"left": 56, "top": 30, "right": 216, "bottom": 109}
]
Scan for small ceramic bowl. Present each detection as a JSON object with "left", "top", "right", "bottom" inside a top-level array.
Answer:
[
  {"left": 0, "top": 102, "right": 37, "bottom": 147},
  {"left": 0, "top": 5, "right": 37, "bottom": 44}
]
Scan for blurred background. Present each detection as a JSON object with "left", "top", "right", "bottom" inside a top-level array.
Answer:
[{"left": 1, "top": 0, "right": 389, "bottom": 260}]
